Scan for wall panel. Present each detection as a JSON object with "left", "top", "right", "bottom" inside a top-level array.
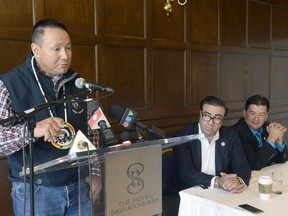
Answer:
[
  {"left": 103, "top": 46, "right": 145, "bottom": 108},
  {"left": 220, "top": 0, "right": 247, "bottom": 46},
  {"left": 152, "top": 49, "right": 185, "bottom": 110},
  {"left": 152, "top": 0, "right": 185, "bottom": 41},
  {"left": 271, "top": 56, "right": 288, "bottom": 99},
  {"left": 189, "top": 0, "right": 218, "bottom": 44},
  {"left": 190, "top": 51, "right": 218, "bottom": 105},
  {"left": 0, "top": 1, "right": 32, "bottom": 27},
  {"left": 247, "top": 54, "right": 270, "bottom": 97},
  {"left": 0, "top": 158, "right": 13, "bottom": 216},
  {"left": 103, "top": 0, "right": 145, "bottom": 37},
  {"left": 220, "top": 53, "right": 246, "bottom": 102},
  {"left": 70, "top": 45, "right": 96, "bottom": 81},
  {"left": 0, "top": 41, "right": 31, "bottom": 72},
  {"left": 273, "top": 5, "right": 288, "bottom": 49},
  {"left": 42, "top": 0, "right": 95, "bottom": 33},
  {"left": 249, "top": 1, "right": 271, "bottom": 48}
]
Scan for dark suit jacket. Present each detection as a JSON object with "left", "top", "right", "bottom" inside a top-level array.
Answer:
[
  {"left": 232, "top": 118, "right": 287, "bottom": 170},
  {"left": 172, "top": 122, "right": 251, "bottom": 191}
]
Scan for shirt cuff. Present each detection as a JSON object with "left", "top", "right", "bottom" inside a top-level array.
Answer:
[
  {"left": 266, "top": 139, "right": 276, "bottom": 149},
  {"left": 275, "top": 142, "right": 286, "bottom": 152},
  {"left": 267, "top": 139, "right": 286, "bottom": 152},
  {"left": 236, "top": 177, "right": 247, "bottom": 188},
  {"left": 209, "top": 176, "right": 218, "bottom": 189}
]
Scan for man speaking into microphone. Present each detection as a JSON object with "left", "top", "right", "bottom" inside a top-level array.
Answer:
[{"left": 0, "top": 19, "right": 103, "bottom": 216}]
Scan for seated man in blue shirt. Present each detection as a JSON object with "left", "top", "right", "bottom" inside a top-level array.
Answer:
[{"left": 232, "top": 94, "right": 287, "bottom": 170}]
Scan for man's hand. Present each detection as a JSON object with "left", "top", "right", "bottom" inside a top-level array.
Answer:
[
  {"left": 218, "top": 172, "right": 246, "bottom": 193},
  {"left": 34, "top": 117, "right": 65, "bottom": 142},
  {"left": 85, "top": 175, "right": 102, "bottom": 203},
  {"left": 267, "top": 123, "right": 287, "bottom": 144}
]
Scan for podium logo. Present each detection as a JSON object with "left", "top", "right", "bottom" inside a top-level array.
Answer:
[{"left": 127, "top": 163, "right": 144, "bottom": 194}]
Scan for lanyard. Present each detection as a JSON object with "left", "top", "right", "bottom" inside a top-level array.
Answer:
[
  {"left": 31, "top": 56, "right": 67, "bottom": 122},
  {"left": 31, "top": 56, "right": 75, "bottom": 149}
]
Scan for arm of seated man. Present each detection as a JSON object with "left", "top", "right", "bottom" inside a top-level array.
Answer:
[{"left": 267, "top": 123, "right": 287, "bottom": 145}]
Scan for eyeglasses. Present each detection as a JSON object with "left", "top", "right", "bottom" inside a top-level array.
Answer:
[{"left": 201, "top": 112, "right": 223, "bottom": 124}]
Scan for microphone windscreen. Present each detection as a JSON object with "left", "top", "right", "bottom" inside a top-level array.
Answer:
[
  {"left": 75, "top": 77, "right": 84, "bottom": 88},
  {"left": 108, "top": 105, "right": 125, "bottom": 121},
  {"left": 87, "top": 100, "right": 102, "bottom": 118}
]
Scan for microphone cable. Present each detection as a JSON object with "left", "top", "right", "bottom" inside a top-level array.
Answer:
[
  {"left": 79, "top": 142, "right": 94, "bottom": 216},
  {"left": 21, "top": 121, "right": 28, "bottom": 216}
]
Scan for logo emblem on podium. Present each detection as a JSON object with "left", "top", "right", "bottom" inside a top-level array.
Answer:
[{"left": 127, "top": 163, "right": 144, "bottom": 194}]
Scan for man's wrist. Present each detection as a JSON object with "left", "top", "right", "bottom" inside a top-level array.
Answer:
[
  {"left": 236, "top": 177, "right": 247, "bottom": 188},
  {"left": 277, "top": 138, "right": 284, "bottom": 144}
]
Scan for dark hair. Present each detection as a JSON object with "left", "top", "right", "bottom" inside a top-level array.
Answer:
[
  {"left": 245, "top": 94, "right": 270, "bottom": 112},
  {"left": 200, "top": 96, "right": 228, "bottom": 117},
  {"left": 32, "top": 19, "right": 68, "bottom": 44}
]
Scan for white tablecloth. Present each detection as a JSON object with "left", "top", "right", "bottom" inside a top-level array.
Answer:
[{"left": 178, "top": 162, "right": 288, "bottom": 216}]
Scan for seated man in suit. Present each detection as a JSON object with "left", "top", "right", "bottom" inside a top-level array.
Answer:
[
  {"left": 232, "top": 94, "right": 287, "bottom": 170},
  {"left": 173, "top": 96, "right": 251, "bottom": 193}
]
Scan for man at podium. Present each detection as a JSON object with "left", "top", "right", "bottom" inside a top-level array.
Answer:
[{"left": 0, "top": 19, "right": 102, "bottom": 216}]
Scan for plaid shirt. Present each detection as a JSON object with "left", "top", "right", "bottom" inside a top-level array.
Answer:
[{"left": 0, "top": 80, "right": 101, "bottom": 177}]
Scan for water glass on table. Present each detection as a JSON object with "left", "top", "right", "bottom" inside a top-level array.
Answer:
[{"left": 272, "top": 171, "right": 283, "bottom": 194}]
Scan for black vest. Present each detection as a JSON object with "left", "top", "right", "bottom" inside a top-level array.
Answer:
[{"left": 0, "top": 53, "right": 90, "bottom": 185}]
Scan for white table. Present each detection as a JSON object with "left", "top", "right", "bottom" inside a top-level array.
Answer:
[{"left": 178, "top": 162, "right": 288, "bottom": 216}]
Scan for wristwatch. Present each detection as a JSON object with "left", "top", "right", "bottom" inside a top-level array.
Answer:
[{"left": 214, "top": 176, "right": 220, "bottom": 189}]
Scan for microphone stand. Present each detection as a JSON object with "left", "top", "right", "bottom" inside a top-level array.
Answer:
[
  {"left": 136, "top": 127, "right": 145, "bottom": 142},
  {"left": 27, "top": 113, "right": 36, "bottom": 216},
  {"left": 0, "top": 89, "right": 92, "bottom": 216}
]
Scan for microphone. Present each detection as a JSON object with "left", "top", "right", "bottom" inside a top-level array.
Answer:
[
  {"left": 108, "top": 105, "right": 166, "bottom": 140},
  {"left": 118, "top": 107, "right": 138, "bottom": 130},
  {"left": 75, "top": 77, "right": 114, "bottom": 93},
  {"left": 120, "top": 131, "right": 131, "bottom": 142},
  {"left": 87, "top": 99, "right": 102, "bottom": 119},
  {"left": 88, "top": 107, "right": 118, "bottom": 147}
]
